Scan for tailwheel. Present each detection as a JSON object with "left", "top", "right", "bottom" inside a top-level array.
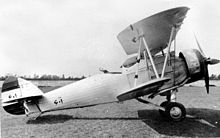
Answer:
[
  {"left": 159, "top": 101, "right": 169, "bottom": 117},
  {"left": 165, "top": 102, "right": 186, "bottom": 122}
]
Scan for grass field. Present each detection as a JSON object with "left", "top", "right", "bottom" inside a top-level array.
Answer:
[{"left": 1, "top": 86, "right": 220, "bottom": 138}]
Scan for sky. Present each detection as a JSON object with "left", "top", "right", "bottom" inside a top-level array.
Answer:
[{"left": 0, "top": 0, "right": 220, "bottom": 77}]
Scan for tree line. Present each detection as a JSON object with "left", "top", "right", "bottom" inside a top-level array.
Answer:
[
  {"left": 0, "top": 74, "right": 86, "bottom": 81},
  {"left": 209, "top": 74, "right": 220, "bottom": 80}
]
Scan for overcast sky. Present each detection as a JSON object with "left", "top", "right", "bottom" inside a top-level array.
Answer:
[{"left": 0, "top": 0, "right": 220, "bottom": 77}]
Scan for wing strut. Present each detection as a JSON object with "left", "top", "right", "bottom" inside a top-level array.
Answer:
[
  {"left": 134, "top": 37, "right": 142, "bottom": 86},
  {"left": 132, "top": 27, "right": 160, "bottom": 85},
  {"left": 142, "top": 36, "right": 159, "bottom": 78},
  {"left": 143, "top": 50, "right": 149, "bottom": 77},
  {"left": 161, "top": 26, "right": 177, "bottom": 78},
  {"left": 132, "top": 25, "right": 177, "bottom": 85},
  {"left": 132, "top": 25, "right": 177, "bottom": 86}
]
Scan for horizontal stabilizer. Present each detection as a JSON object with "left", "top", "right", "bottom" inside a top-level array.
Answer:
[
  {"left": 3, "top": 95, "right": 42, "bottom": 104},
  {"left": 117, "top": 77, "right": 170, "bottom": 101}
]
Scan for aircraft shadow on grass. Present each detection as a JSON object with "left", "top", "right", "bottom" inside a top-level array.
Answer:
[
  {"left": 26, "top": 115, "right": 141, "bottom": 125},
  {"left": 138, "top": 108, "right": 220, "bottom": 137},
  {"left": 27, "top": 108, "right": 220, "bottom": 137},
  {"left": 26, "top": 114, "right": 75, "bottom": 124}
]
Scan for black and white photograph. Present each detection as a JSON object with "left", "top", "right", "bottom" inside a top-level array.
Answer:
[{"left": 0, "top": 0, "right": 220, "bottom": 137}]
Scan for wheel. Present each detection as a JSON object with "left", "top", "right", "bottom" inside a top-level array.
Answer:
[
  {"left": 165, "top": 102, "right": 186, "bottom": 122},
  {"left": 159, "top": 101, "right": 169, "bottom": 117}
]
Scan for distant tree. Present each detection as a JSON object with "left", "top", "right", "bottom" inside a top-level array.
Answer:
[
  {"left": 52, "top": 75, "right": 60, "bottom": 80},
  {"left": 218, "top": 74, "right": 220, "bottom": 80},
  {"left": 210, "top": 74, "right": 217, "bottom": 80},
  {"left": 62, "top": 74, "right": 65, "bottom": 79},
  {"left": 34, "top": 74, "right": 39, "bottom": 79}
]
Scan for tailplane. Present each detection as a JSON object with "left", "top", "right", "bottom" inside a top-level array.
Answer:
[{"left": 1, "top": 76, "right": 43, "bottom": 115}]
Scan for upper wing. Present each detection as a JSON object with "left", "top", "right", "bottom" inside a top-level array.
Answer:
[
  {"left": 117, "top": 7, "right": 189, "bottom": 55},
  {"left": 117, "top": 77, "right": 170, "bottom": 101}
]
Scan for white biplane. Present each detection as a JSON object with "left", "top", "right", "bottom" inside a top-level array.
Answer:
[{"left": 1, "top": 7, "right": 219, "bottom": 121}]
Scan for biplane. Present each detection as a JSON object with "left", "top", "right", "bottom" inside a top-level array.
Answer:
[{"left": 1, "top": 7, "right": 219, "bottom": 122}]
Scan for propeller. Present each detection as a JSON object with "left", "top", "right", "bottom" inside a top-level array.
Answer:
[{"left": 194, "top": 34, "right": 220, "bottom": 94}]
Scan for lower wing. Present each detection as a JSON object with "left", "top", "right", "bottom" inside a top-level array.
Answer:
[{"left": 117, "top": 77, "right": 170, "bottom": 101}]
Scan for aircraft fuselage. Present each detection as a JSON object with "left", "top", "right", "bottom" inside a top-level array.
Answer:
[{"left": 34, "top": 53, "right": 189, "bottom": 114}]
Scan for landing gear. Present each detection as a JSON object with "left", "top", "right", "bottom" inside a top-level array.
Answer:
[
  {"left": 163, "top": 102, "right": 186, "bottom": 122},
  {"left": 136, "top": 90, "right": 186, "bottom": 122},
  {"left": 159, "top": 90, "right": 186, "bottom": 121}
]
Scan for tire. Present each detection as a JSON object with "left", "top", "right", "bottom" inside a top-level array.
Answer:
[
  {"left": 159, "top": 101, "right": 169, "bottom": 117},
  {"left": 165, "top": 102, "right": 186, "bottom": 122}
]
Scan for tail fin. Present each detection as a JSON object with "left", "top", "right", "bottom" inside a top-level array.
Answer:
[{"left": 1, "top": 76, "right": 43, "bottom": 115}]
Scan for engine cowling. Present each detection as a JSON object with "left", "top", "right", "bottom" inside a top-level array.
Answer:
[{"left": 179, "top": 49, "right": 205, "bottom": 83}]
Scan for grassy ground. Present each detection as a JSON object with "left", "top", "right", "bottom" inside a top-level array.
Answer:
[{"left": 1, "top": 86, "right": 220, "bottom": 138}]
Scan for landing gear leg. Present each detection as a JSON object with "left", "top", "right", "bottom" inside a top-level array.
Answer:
[{"left": 170, "top": 89, "right": 177, "bottom": 102}]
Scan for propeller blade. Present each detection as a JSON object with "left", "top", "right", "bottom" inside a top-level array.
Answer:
[
  {"left": 203, "top": 58, "right": 219, "bottom": 93},
  {"left": 194, "top": 33, "right": 206, "bottom": 57},
  {"left": 204, "top": 62, "right": 209, "bottom": 94}
]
